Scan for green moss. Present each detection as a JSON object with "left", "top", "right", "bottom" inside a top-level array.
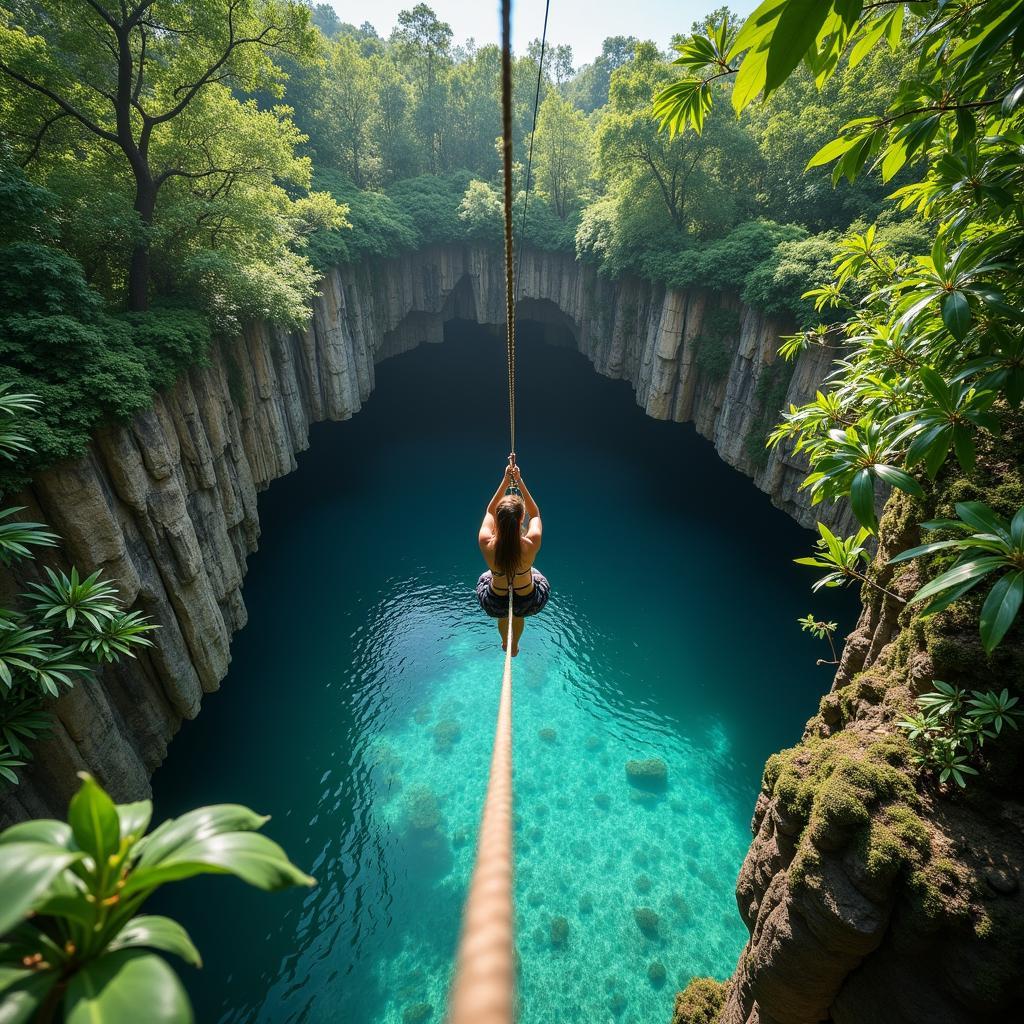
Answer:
[{"left": 672, "top": 977, "right": 730, "bottom": 1024}]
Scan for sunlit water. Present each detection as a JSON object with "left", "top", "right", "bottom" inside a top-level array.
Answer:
[{"left": 150, "top": 322, "right": 853, "bottom": 1024}]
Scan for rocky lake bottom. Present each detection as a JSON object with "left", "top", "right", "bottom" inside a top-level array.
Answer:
[{"left": 150, "top": 324, "right": 854, "bottom": 1023}]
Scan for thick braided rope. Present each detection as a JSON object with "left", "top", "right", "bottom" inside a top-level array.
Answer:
[{"left": 446, "top": 2, "right": 518, "bottom": 1022}]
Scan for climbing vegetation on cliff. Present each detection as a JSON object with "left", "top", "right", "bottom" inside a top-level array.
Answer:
[
  {"left": 0, "top": 390, "right": 156, "bottom": 787},
  {"left": 663, "top": 0, "right": 1024, "bottom": 656},
  {"left": 0, "top": 773, "right": 313, "bottom": 1023}
]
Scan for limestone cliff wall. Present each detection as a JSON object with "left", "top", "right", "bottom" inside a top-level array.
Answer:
[{"left": 0, "top": 243, "right": 844, "bottom": 823}]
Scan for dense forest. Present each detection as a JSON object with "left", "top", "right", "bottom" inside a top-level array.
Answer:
[{"left": 0, "top": 0, "right": 922, "bottom": 483}]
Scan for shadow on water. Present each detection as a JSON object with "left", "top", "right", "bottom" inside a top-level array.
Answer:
[{"left": 149, "top": 320, "right": 856, "bottom": 1024}]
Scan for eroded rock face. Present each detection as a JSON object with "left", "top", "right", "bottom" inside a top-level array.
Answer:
[
  {"left": 0, "top": 244, "right": 844, "bottom": 822},
  {"left": 695, "top": 428, "right": 1024, "bottom": 1024}
]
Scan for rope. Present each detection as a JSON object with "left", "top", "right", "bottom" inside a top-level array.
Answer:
[
  {"left": 501, "top": 0, "right": 517, "bottom": 458},
  {"left": 447, "top": 2, "right": 519, "bottom": 1022},
  {"left": 515, "top": 0, "right": 551, "bottom": 304}
]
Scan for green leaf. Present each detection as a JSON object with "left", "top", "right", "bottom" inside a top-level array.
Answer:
[
  {"left": 873, "top": 464, "right": 924, "bottom": 497},
  {"left": 806, "top": 134, "right": 859, "bottom": 169},
  {"left": 850, "top": 468, "right": 877, "bottom": 532},
  {"left": 888, "top": 539, "right": 963, "bottom": 565},
  {"left": 763, "top": 0, "right": 832, "bottom": 95},
  {"left": 135, "top": 805, "right": 270, "bottom": 868},
  {"left": 108, "top": 916, "right": 202, "bottom": 968},
  {"left": 0, "top": 966, "right": 59, "bottom": 1024},
  {"left": 911, "top": 556, "right": 1007, "bottom": 608},
  {"left": 0, "top": 842, "right": 83, "bottom": 935},
  {"left": 116, "top": 801, "right": 153, "bottom": 843},
  {"left": 123, "top": 832, "right": 315, "bottom": 896},
  {"left": 68, "top": 773, "right": 121, "bottom": 864},
  {"left": 0, "top": 819, "right": 71, "bottom": 848},
  {"left": 980, "top": 571, "right": 1024, "bottom": 653},
  {"left": 952, "top": 425, "right": 976, "bottom": 473},
  {"left": 955, "top": 502, "right": 1010, "bottom": 541},
  {"left": 64, "top": 950, "right": 194, "bottom": 1024},
  {"left": 942, "top": 291, "right": 971, "bottom": 340}
]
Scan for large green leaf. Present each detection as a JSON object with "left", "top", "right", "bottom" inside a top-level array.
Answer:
[
  {"left": 109, "top": 916, "right": 201, "bottom": 967},
  {"left": 873, "top": 464, "right": 924, "bottom": 497},
  {"left": 910, "top": 556, "right": 1006, "bottom": 608},
  {"left": 0, "top": 819, "right": 71, "bottom": 848},
  {"left": 955, "top": 502, "right": 1010, "bottom": 542},
  {"left": 123, "top": 832, "right": 315, "bottom": 896},
  {"left": 980, "top": 570, "right": 1024, "bottom": 652},
  {"left": 68, "top": 773, "right": 121, "bottom": 864},
  {"left": 888, "top": 539, "right": 963, "bottom": 564},
  {"left": 850, "top": 467, "right": 877, "bottom": 531},
  {"left": 64, "top": 950, "right": 194, "bottom": 1024},
  {"left": 135, "top": 805, "right": 269, "bottom": 868},
  {"left": 764, "top": 0, "right": 833, "bottom": 95},
  {"left": 942, "top": 290, "right": 972, "bottom": 340},
  {"left": 0, "top": 842, "right": 83, "bottom": 935},
  {"left": 115, "top": 801, "right": 153, "bottom": 843},
  {"left": 0, "top": 965, "right": 59, "bottom": 1024}
]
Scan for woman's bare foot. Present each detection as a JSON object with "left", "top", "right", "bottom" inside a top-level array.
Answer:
[{"left": 510, "top": 639, "right": 520, "bottom": 657}]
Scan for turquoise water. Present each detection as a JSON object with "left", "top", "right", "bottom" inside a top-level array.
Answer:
[{"left": 150, "top": 322, "right": 853, "bottom": 1024}]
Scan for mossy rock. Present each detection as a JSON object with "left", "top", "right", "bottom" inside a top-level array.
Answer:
[
  {"left": 403, "top": 1003, "right": 432, "bottom": 1024},
  {"left": 672, "top": 978, "right": 729, "bottom": 1024},
  {"left": 550, "top": 915, "right": 569, "bottom": 946},
  {"left": 633, "top": 906, "right": 660, "bottom": 938},
  {"left": 634, "top": 874, "right": 652, "bottom": 894},
  {"left": 625, "top": 758, "right": 669, "bottom": 791},
  {"left": 647, "top": 961, "right": 667, "bottom": 987},
  {"left": 585, "top": 735, "right": 602, "bottom": 751},
  {"left": 593, "top": 792, "right": 611, "bottom": 811},
  {"left": 538, "top": 726, "right": 557, "bottom": 743},
  {"left": 434, "top": 719, "right": 462, "bottom": 753},
  {"left": 608, "top": 992, "right": 627, "bottom": 1016},
  {"left": 579, "top": 893, "right": 594, "bottom": 914}
]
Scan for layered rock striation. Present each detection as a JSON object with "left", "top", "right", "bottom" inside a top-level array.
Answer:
[{"left": 0, "top": 244, "right": 840, "bottom": 821}]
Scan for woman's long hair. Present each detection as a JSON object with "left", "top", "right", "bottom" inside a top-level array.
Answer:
[{"left": 494, "top": 494, "right": 525, "bottom": 583}]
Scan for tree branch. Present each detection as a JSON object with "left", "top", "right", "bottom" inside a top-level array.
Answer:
[{"left": 0, "top": 64, "right": 118, "bottom": 144}]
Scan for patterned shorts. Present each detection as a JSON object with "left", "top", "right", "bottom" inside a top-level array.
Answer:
[{"left": 476, "top": 570, "right": 551, "bottom": 618}]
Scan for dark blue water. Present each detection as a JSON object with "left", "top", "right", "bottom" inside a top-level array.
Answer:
[{"left": 150, "top": 322, "right": 853, "bottom": 1024}]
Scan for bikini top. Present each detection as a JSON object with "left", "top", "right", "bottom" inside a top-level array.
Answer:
[{"left": 491, "top": 566, "right": 535, "bottom": 593}]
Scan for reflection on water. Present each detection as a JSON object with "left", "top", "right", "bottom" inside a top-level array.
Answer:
[{"left": 150, "top": 324, "right": 853, "bottom": 1023}]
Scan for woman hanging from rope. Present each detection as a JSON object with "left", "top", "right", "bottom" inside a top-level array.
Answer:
[{"left": 477, "top": 456, "right": 549, "bottom": 656}]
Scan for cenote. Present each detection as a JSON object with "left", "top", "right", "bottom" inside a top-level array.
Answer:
[{"left": 150, "top": 321, "right": 853, "bottom": 1024}]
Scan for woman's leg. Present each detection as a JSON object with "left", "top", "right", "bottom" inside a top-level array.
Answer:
[
  {"left": 498, "top": 615, "right": 509, "bottom": 651},
  {"left": 511, "top": 616, "right": 525, "bottom": 656}
]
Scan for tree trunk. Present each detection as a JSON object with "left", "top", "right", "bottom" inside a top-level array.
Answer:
[{"left": 127, "top": 175, "right": 157, "bottom": 312}]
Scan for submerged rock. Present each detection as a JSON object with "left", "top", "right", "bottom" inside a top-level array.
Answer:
[
  {"left": 593, "top": 792, "right": 611, "bottom": 811},
  {"left": 434, "top": 719, "right": 462, "bottom": 753},
  {"left": 585, "top": 735, "right": 602, "bottom": 751},
  {"left": 550, "top": 915, "right": 569, "bottom": 946},
  {"left": 406, "top": 787, "right": 441, "bottom": 832},
  {"left": 403, "top": 1003, "right": 432, "bottom": 1024},
  {"left": 634, "top": 874, "right": 652, "bottom": 894},
  {"left": 579, "top": 893, "right": 594, "bottom": 914},
  {"left": 625, "top": 758, "right": 668, "bottom": 791},
  {"left": 413, "top": 705, "right": 431, "bottom": 725},
  {"left": 634, "top": 906, "right": 660, "bottom": 938},
  {"left": 538, "top": 726, "right": 557, "bottom": 743},
  {"left": 608, "top": 992, "right": 627, "bottom": 1016},
  {"left": 647, "top": 961, "right": 667, "bottom": 987}
]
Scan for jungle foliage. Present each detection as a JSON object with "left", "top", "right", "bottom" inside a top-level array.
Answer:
[
  {"left": 659, "top": 0, "right": 1024, "bottom": 781},
  {"left": 0, "top": 773, "right": 313, "bottom": 1021},
  {"left": 0, "top": 389, "right": 156, "bottom": 788}
]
